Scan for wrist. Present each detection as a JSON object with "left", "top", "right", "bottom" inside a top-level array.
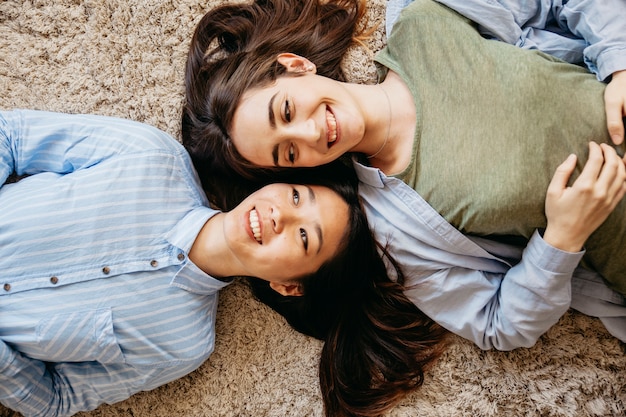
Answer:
[
  {"left": 611, "top": 69, "right": 626, "bottom": 83},
  {"left": 541, "top": 228, "right": 585, "bottom": 253}
]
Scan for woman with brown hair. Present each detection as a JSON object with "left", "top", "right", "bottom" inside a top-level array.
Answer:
[{"left": 181, "top": 0, "right": 626, "bottom": 415}]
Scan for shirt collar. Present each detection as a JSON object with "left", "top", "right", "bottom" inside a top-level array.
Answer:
[
  {"left": 172, "top": 261, "right": 232, "bottom": 295},
  {"left": 166, "top": 206, "right": 220, "bottom": 252},
  {"left": 167, "top": 206, "right": 232, "bottom": 294},
  {"left": 352, "top": 158, "right": 385, "bottom": 188}
]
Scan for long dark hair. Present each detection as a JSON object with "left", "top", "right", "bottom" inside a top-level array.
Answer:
[
  {"left": 248, "top": 226, "right": 449, "bottom": 417},
  {"left": 182, "top": 0, "right": 368, "bottom": 183},
  {"left": 214, "top": 160, "right": 448, "bottom": 417}
]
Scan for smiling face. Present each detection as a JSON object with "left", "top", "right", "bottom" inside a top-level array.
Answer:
[
  {"left": 222, "top": 183, "right": 350, "bottom": 283},
  {"left": 230, "top": 56, "right": 366, "bottom": 168}
]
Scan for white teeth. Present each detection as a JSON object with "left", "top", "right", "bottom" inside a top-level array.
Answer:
[
  {"left": 249, "top": 209, "right": 262, "bottom": 243},
  {"left": 326, "top": 109, "right": 337, "bottom": 143}
]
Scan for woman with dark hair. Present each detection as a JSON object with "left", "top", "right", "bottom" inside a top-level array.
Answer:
[
  {"left": 0, "top": 110, "right": 444, "bottom": 417},
  {"left": 209, "top": 157, "right": 450, "bottom": 417}
]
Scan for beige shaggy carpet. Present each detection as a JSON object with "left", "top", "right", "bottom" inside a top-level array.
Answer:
[{"left": 1, "top": 1, "right": 625, "bottom": 416}]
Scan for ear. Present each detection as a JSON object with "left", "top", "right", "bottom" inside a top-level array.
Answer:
[
  {"left": 276, "top": 53, "right": 317, "bottom": 74},
  {"left": 269, "top": 281, "right": 304, "bottom": 297}
]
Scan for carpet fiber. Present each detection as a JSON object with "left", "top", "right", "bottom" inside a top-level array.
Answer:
[{"left": 1, "top": 1, "right": 624, "bottom": 416}]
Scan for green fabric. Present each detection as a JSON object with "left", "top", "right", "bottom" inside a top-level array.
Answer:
[{"left": 375, "top": 0, "right": 626, "bottom": 294}]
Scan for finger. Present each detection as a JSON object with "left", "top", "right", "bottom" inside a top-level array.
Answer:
[
  {"left": 548, "top": 153, "right": 577, "bottom": 193},
  {"left": 597, "top": 143, "right": 621, "bottom": 187},
  {"left": 575, "top": 142, "right": 603, "bottom": 183},
  {"left": 606, "top": 104, "right": 625, "bottom": 145},
  {"left": 600, "top": 143, "right": 626, "bottom": 199}
]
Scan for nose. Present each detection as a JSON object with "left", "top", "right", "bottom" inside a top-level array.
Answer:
[
  {"left": 292, "top": 118, "right": 319, "bottom": 146},
  {"left": 270, "top": 204, "right": 300, "bottom": 235}
]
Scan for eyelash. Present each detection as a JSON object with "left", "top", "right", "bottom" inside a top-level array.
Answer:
[
  {"left": 284, "top": 98, "right": 296, "bottom": 164},
  {"left": 288, "top": 144, "right": 295, "bottom": 164},
  {"left": 284, "top": 99, "right": 291, "bottom": 122},
  {"left": 292, "top": 189, "right": 308, "bottom": 250},
  {"left": 292, "top": 188, "right": 300, "bottom": 205},
  {"left": 300, "top": 228, "right": 308, "bottom": 250}
]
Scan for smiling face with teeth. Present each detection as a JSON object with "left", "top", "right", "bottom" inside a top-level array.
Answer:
[
  {"left": 230, "top": 54, "right": 367, "bottom": 169},
  {"left": 221, "top": 182, "right": 350, "bottom": 284}
]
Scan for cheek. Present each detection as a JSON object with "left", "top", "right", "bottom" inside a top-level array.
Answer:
[{"left": 264, "top": 242, "right": 316, "bottom": 277}]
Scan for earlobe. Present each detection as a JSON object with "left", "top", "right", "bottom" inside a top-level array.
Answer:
[
  {"left": 276, "top": 53, "right": 317, "bottom": 74},
  {"left": 269, "top": 281, "right": 304, "bottom": 297}
]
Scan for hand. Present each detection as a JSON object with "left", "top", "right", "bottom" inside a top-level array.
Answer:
[
  {"left": 543, "top": 142, "right": 626, "bottom": 252},
  {"left": 604, "top": 70, "right": 626, "bottom": 146}
]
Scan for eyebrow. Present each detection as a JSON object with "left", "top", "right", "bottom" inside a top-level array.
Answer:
[
  {"left": 306, "top": 185, "right": 323, "bottom": 255},
  {"left": 269, "top": 92, "right": 280, "bottom": 166}
]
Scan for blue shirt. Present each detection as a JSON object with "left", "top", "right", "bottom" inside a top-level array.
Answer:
[
  {"left": 386, "top": 0, "right": 626, "bottom": 81},
  {"left": 0, "top": 110, "right": 230, "bottom": 417},
  {"left": 355, "top": 161, "right": 596, "bottom": 350}
]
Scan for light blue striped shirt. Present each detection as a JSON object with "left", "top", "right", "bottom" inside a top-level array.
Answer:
[{"left": 0, "top": 110, "right": 230, "bottom": 417}]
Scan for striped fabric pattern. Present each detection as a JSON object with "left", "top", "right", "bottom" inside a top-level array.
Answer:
[{"left": 0, "top": 110, "right": 230, "bottom": 417}]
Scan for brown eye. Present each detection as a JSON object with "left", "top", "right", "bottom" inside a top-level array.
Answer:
[
  {"left": 288, "top": 144, "right": 295, "bottom": 164},
  {"left": 292, "top": 187, "right": 300, "bottom": 205},
  {"left": 284, "top": 99, "right": 291, "bottom": 122},
  {"left": 300, "top": 228, "right": 308, "bottom": 250}
]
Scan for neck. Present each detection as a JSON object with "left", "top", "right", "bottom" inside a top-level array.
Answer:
[
  {"left": 363, "top": 72, "right": 416, "bottom": 174},
  {"left": 367, "top": 83, "right": 392, "bottom": 159},
  {"left": 188, "top": 213, "right": 237, "bottom": 279}
]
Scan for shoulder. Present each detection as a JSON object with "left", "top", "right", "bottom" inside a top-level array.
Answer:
[
  {"left": 390, "top": 0, "right": 474, "bottom": 42},
  {"left": 85, "top": 114, "right": 184, "bottom": 153}
]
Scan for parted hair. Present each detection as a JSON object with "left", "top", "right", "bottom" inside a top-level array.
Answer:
[
  {"left": 182, "top": 0, "right": 367, "bottom": 187},
  {"left": 184, "top": 1, "right": 449, "bottom": 415}
]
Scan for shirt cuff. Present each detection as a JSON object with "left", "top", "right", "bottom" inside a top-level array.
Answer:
[
  {"left": 594, "top": 47, "right": 626, "bottom": 81},
  {"left": 526, "top": 230, "right": 585, "bottom": 273}
]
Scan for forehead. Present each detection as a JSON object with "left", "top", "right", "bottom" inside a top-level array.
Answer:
[
  {"left": 229, "top": 84, "right": 280, "bottom": 165},
  {"left": 233, "top": 74, "right": 307, "bottom": 120},
  {"left": 310, "top": 185, "right": 350, "bottom": 250}
]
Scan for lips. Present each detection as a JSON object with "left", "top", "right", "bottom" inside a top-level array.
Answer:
[
  {"left": 326, "top": 106, "right": 338, "bottom": 148},
  {"left": 249, "top": 208, "right": 262, "bottom": 244}
]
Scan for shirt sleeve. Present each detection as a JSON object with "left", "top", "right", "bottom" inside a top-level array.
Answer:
[
  {"left": 0, "top": 337, "right": 204, "bottom": 417},
  {"left": 0, "top": 109, "right": 178, "bottom": 186},
  {"left": 405, "top": 231, "right": 582, "bottom": 351},
  {"left": 554, "top": 0, "right": 626, "bottom": 80}
]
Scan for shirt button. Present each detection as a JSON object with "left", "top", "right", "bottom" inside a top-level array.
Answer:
[
  {"left": 102, "top": 267, "right": 111, "bottom": 275},
  {"left": 177, "top": 253, "right": 185, "bottom": 261},
  {"left": 3, "top": 283, "right": 10, "bottom": 292},
  {"left": 50, "top": 276, "right": 59, "bottom": 284},
  {"left": 150, "top": 260, "right": 158, "bottom": 268}
]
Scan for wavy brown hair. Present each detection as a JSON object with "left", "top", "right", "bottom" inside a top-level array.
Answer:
[{"left": 182, "top": 0, "right": 368, "bottom": 188}]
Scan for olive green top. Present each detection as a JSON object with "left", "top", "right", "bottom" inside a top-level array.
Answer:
[{"left": 375, "top": 0, "right": 626, "bottom": 294}]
